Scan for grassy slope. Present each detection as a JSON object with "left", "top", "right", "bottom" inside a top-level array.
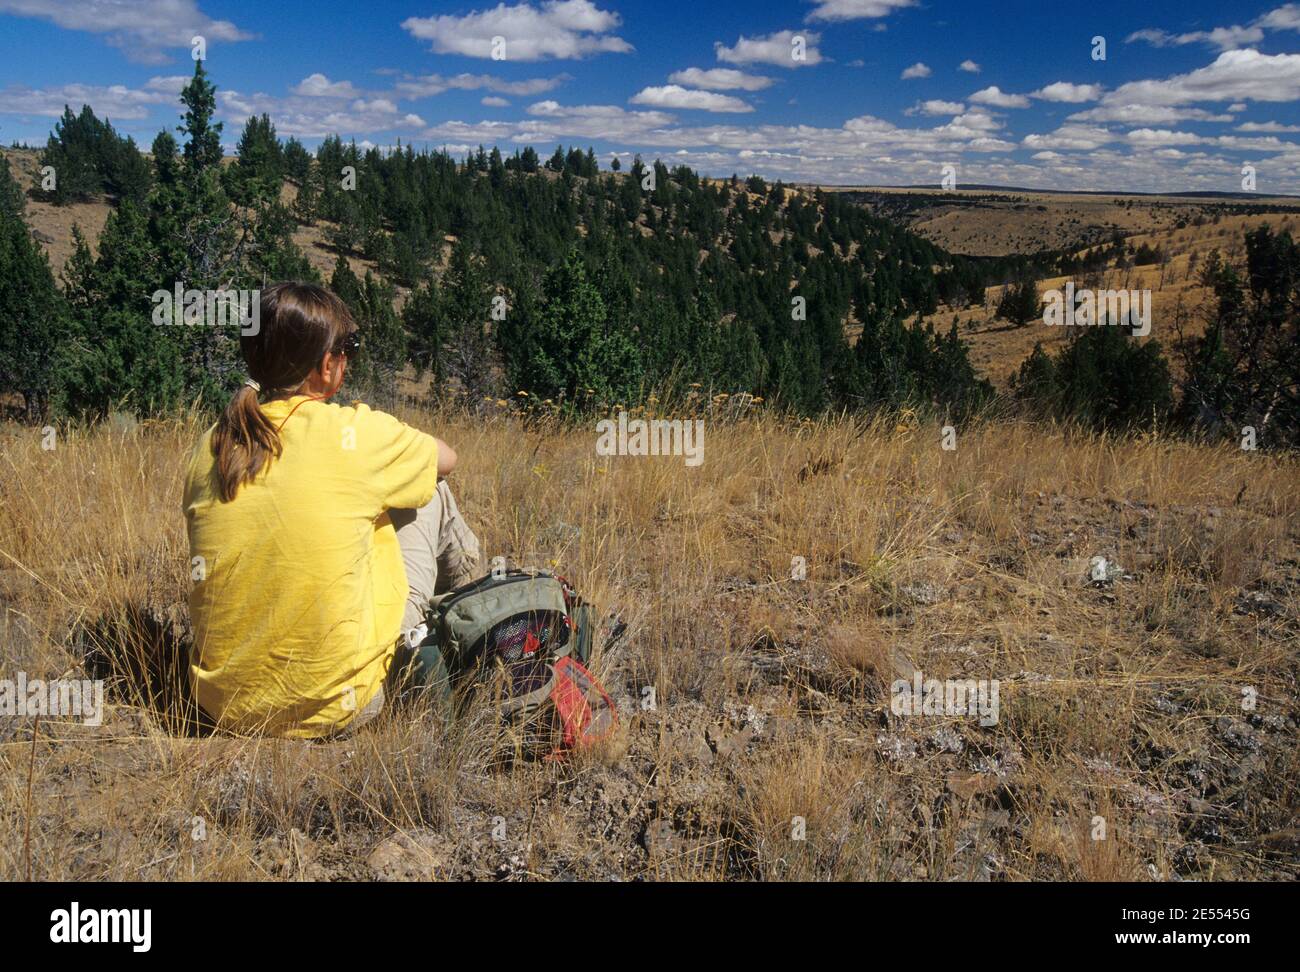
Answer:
[
  {"left": 913, "top": 209, "right": 1300, "bottom": 388},
  {"left": 1, "top": 407, "right": 1296, "bottom": 880}
]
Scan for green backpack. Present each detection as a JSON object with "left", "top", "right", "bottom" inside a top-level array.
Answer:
[{"left": 405, "top": 569, "right": 618, "bottom": 754}]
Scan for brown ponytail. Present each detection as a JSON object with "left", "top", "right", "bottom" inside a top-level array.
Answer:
[{"left": 210, "top": 282, "right": 356, "bottom": 502}]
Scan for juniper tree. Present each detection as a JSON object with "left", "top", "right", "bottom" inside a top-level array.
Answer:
[
  {"left": 38, "top": 105, "right": 150, "bottom": 206},
  {"left": 402, "top": 279, "right": 444, "bottom": 382},
  {"left": 180, "top": 60, "right": 223, "bottom": 174},
  {"left": 58, "top": 200, "right": 185, "bottom": 417},
  {"left": 1178, "top": 227, "right": 1300, "bottom": 445},
  {"left": 0, "top": 155, "right": 69, "bottom": 419},
  {"left": 996, "top": 278, "right": 1040, "bottom": 328},
  {"left": 1014, "top": 326, "right": 1172, "bottom": 430},
  {"left": 501, "top": 248, "right": 640, "bottom": 405},
  {"left": 227, "top": 114, "right": 284, "bottom": 207},
  {"left": 435, "top": 240, "right": 499, "bottom": 402},
  {"left": 330, "top": 256, "right": 406, "bottom": 398},
  {"left": 282, "top": 137, "right": 312, "bottom": 184}
]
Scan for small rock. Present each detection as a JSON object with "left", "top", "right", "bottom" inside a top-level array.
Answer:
[
  {"left": 946, "top": 771, "right": 996, "bottom": 800},
  {"left": 707, "top": 723, "right": 755, "bottom": 758},
  {"left": 1152, "top": 695, "right": 1182, "bottom": 715},
  {"left": 1235, "top": 590, "right": 1287, "bottom": 619},
  {"left": 900, "top": 583, "right": 945, "bottom": 607},
  {"left": 930, "top": 726, "right": 965, "bottom": 754},
  {"left": 366, "top": 830, "right": 446, "bottom": 882},
  {"left": 1256, "top": 713, "right": 1293, "bottom": 732},
  {"left": 675, "top": 732, "right": 714, "bottom": 763},
  {"left": 1087, "top": 556, "right": 1126, "bottom": 586},
  {"left": 876, "top": 733, "right": 918, "bottom": 763},
  {"left": 1215, "top": 716, "right": 1260, "bottom": 753},
  {"left": 891, "top": 646, "right": 919, "bottom": 680},
  {"left": 643, "top": 817, "right": 681, "bottom": 862}
]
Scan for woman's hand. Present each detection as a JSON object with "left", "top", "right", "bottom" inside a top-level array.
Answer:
[{"left": 435, "top": 438, "right": 458, "bottom": 477}]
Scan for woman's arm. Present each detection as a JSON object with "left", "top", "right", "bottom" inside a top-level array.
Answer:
[{"left": 435, "top": 437, "right": 458, "bottom": 477}]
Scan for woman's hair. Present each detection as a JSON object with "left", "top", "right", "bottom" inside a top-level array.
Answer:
[{"left": 210, "top": 282, "right": 357, "bottom": 502}]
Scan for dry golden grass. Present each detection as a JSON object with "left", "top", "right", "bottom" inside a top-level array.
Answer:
[{"left": 1, "top": 404, "right": 1296, "bottom": 881}]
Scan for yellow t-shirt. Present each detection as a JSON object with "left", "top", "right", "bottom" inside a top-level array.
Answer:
[{"left": 183, "top": 396, "right": 438, "bottom": 738}]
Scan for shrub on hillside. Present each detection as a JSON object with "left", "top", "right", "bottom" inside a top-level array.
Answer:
[
  {"left": 1178, "top": 228, "right": 1300, "bottom": 447},
  {"left": 1013, "top": 326, "right": 1173, "bottom": 430},
  {"left": 996, "top": 278, "right": 1040, "bottom": 328},
  {"left": 38, "top": 105, "right": 151, "bottom": 206}
]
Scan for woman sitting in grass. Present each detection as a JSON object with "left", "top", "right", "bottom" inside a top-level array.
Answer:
[{"left": 183, "top": 282, "right": 480, "bottom": 738}]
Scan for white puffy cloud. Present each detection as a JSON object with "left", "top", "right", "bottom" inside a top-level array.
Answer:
[
  {"left": 969, "top": 85, "right": 1029, "bottom": 108},
  {"left": 292, "top": 74, "right": 362, "bottom": 98},
  {"left": 667, "top": 68, "right": 773, "bottom": 91},
  {"left": 1214, "top": 133, "right": 1297, "bottom": 150},
  {"left": 959, "top": 60, "right": 981, "bottom": 73},
  {"left": 934, "top": 110, "right": 1012, "bottom": 146},
  {"left": 1258, "top": 3, "right": 1300, "bottom": 30},
  {"left": 906, "top": 99, "right": 965, "bottom": 116},
  {"left": 401, "top": 0, "right": 631, "bottom": 60},
  {"left": 482, "top": 96, "right": 510, "bottom": 107},
  {"left": 517, "top": 100, "right": 674, "bottom": 136},
  {"left": 1237, "top": 120, "right": 1300, "bottom": 132},
  {"left": 1103, "top": 49, "right": 1300, "bottom": 106},
  {"left": 1033, "top": 82, "right": 1102, "bottom": 103},
  {"left": 220, "top": 70, "right": 566, "bottom": 139},
  {"left": 1126, "top": 25, "right": 1265, "bottom": 50},
  {"left": 1125, "top": 128, "right": 1203, "bottom": 147},
  {"left": 1022, "top": 124, "right": 1117, "bottom": 151},
  {"left": 1126, "top": 4, "right": 1300, "bottom": 54},
  {"left": 900, "top": 62, "right": 931, "bottom": 79},
  {"left": 351, "top": 98, "right": 397, "bottom": 114},
  {"left": 0, "top": 0, "right": 252, "bottom": 64},
  {"left": 715, "top": 30, "right": 823, "bottom": 68},
  {"left": 393, "top": 73, "right": 568, "bottom": 98},
  {"left": 804, "top": 0, "right": 915, "bottom": 23},
  {"left": 217, "top": 88, "right": 424, "bottom": 138},
  {"left": 0, "top": 75, "right": 184, "bottom": 119},
  {"left": 630, "top": 85, "right": 752, "bottom": 113},
  {"left": 1069, "top": 104, "right": 1234, "bottom": 125}
]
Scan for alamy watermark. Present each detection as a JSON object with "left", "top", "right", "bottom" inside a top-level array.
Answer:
[
  {"left": 891, "top": 671, "right": 1000, "bottom": 726},
  {"left": 50, "top": 902, "right": 150, "bottom": 952},
  {"left": 0, "top": 673, "right": 103, "bottom": 725},
  {"left": 151, "top": 285, "right": 261, "bottom": 335},
  {"left": 1042, "top": 283, "right": 1151, "bottom": 336},
  {"left": 596, "top": 411, "right": 704, "bottom": 467}
]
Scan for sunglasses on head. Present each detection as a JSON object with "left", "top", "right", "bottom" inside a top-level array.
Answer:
[{"left": 334, "top": 331, "right": 361, "bottom": 357}]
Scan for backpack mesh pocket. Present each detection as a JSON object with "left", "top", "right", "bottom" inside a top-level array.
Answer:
[{"left": 482, "top": 609, "right": 570, "bottom": 698}]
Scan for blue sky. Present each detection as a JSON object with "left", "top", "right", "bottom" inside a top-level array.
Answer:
[{"left": 2, "top": 0, "right": 1300, "bottom": 191}]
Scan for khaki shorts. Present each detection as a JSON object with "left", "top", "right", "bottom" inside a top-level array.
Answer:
[{"left": 338, "top": 479, "right": 481, "bottom": 735}]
